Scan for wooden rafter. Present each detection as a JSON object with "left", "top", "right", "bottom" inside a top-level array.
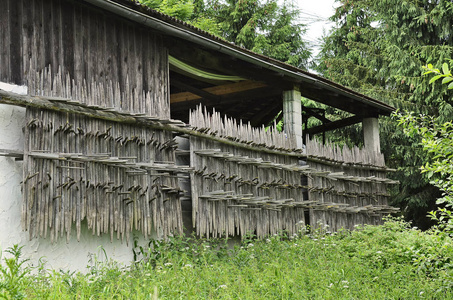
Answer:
[
  {"left": 171, "top": 79, "right": 221, "bottom": 102},
  {"left": 303, "top": 106, "right": 331, "bottom": 124},
  {"left": 170, "top": 80, "right": 267, "bottom": 103},
  {"left": 305, "top": 115, "right": 363, "bottom": 135}
]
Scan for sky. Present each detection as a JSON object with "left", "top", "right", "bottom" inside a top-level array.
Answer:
[{"left": 294, "top": 0, "right": 338, "bottom": 56}]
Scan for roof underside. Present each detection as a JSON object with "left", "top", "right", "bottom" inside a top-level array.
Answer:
[{"left": 82, "top": 0, "right": 395, "bottom": 131}]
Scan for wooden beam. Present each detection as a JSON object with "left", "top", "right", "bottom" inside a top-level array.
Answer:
[
  {"left": 303, "top": 106, "right": 331, "bottom": 124},
  {"left": 305, "top": 115, "right": 363, "bottom": 135},
  {"left": 0, "top": 89, "right": 395, "bottom": 172},
  {"left": 249, "top": 100, "right": 281, "bottom": 126},
  {"left": 0, "top": 149, "right": 24, "bottom": 160},
  {"left": 300, "top": 86, "right": 366, "bottom": 115},
  {"left": 0, "top": 88, "right": 306, "bottom": 158},
  {"left": 171, "top": 79, "right": 221, "bottom": 102},
  {"left": 170, "top": 80, "right": 267, "bottom": 103},
  {"left": 167, "top": 41, "right": 292, "bottom": 87}
]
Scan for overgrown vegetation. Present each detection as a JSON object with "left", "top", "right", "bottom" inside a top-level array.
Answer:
[
  {"left": 2, "top": 218, "right": 453, "bottom": 299},
  {"left": 395, "top": 62, "right": 453, "bottom": 235},
  {"left": 316, "top": 0, "right": 453, "bottom": 228}
]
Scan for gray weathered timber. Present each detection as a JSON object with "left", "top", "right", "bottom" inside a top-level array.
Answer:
[
  {"left": 1, "top": 0, "right": 169, "bottom": 119},
  {"left": 188, "top": 108, "right": 398, "bottom": 238},
  {"left": 23, "top": 107, "right": 183, "bottom": 244},
  {"left": 305, "top": 138, "right": 397, "bottom": 232}
]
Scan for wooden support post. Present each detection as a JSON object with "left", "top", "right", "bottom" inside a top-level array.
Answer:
[
  {"left": 283, "top": 87, "right": 303, "bottom": 149},
  {"left": 363, "top": 117, "right": 380, "bottom": 153}
]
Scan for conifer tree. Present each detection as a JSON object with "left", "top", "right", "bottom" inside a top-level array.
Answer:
[
  {"left": 316, "top": 0, "right": 453, "bottom": 228},
  {"left": 140, "top": 0, "right": 311, "bottom": 69},
  {"left": 192, "top": 0, "right": 310, "bottom": 68}
]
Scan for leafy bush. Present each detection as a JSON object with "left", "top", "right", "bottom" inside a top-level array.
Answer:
[
  {"left": 395, "top": 62, "right": 453, "bottom": 234},
  {"left": 0, "top": 245, "right": 30, "bottom": 299},
  {"left": 4, "top": 219, "right": 453, "bottom": 298}
]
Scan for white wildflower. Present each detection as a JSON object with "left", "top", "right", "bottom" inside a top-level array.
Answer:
[
  {"left": 164, "top": 262, "right": 173, "bottom": 267},
  {"left": 218, "top": 285, "right": 227, "bottom": 289}
]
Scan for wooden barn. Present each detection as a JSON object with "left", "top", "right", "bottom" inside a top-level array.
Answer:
[{"left": 0, "top": 0, "right": 398, "bottom": 269}]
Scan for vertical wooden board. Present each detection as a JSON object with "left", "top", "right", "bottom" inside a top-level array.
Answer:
[
  {"left": 162, "top": 46, "right": 170, "bottom": 119},
  {"left": 52, "top": 0, "right": 64, "bottom": 75},
  {"left": 156, "top": 39, "right": 166, "bottom": 119},
  {"left": 81, "top": 7, "right": 92, "bottom": 104},
  {"left": 30, "top": 1, "right": 40, "bottom": 77},
  {"left": 0, "top": 2, "right": 7, "bottom": 79},
  {"left": 97, "top": 12, "right": 107, "bottom": 108},
  {"left": 61, "top": 0, "right": 74, "bottom": 79},
  {"left": 142, "top": 32, "right": 152, "bottom": 115},
  {"left": 73, "top": 3, "right": 85, "bottom": 88},
  {"left": 118, "top": 23, "right": 128, "bottom": 111},
  {"left": 21, "top": 0, "right": 33, "bottom": 83},
  {"left": 9, "top": 0, "right": 22, "bottom": 84},
  {"left": 126, "top": 25, "right": 136, "bottom": 113},
  {"left": 105, "top": 15, "right": 118, "bottom": 108},
  {"left": 134, "top": 28, "right": 144, "bottom": 114},
  {"left": 89, "top": 8, "right": 99, "bottom": 105}
]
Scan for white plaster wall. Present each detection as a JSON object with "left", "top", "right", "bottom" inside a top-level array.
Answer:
[{"left": 0, "top": 83, "right": 147, "bottom": 272}]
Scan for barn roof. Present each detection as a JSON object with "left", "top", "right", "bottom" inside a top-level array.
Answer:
[{"left": 81, "top": 0, "right": 395, "bottom": 130}]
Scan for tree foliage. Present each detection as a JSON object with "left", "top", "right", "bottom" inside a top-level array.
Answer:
[
  {"left": 192, "top": 0, "right": 310, "bottom": 68},
  {"left": 139, "top": 0, "right": 195, "bottom": 20},
  {"left": 316, "top": 0, "right": 453, "bottom": 228},
  {"left": 140, "top": 0, "right": 311, "bottom": 69},
  {"left": 396, "top": 63, "right": 453, "bottom": 232}
]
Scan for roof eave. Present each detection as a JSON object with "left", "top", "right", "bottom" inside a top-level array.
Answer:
[{"left": 81, "top": 0, "right": 395, "bottom": 116}]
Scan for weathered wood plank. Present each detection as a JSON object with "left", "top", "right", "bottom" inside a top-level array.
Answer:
[{"left": 171, "top": 81, "right": 267, "bottom": 103}]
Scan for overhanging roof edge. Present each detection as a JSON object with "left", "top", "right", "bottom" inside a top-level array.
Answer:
[{"left": 81, "top": 0, "right": 395, "bottom": 116}]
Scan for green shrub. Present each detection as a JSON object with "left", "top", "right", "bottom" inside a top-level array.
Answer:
[
  {"left": 3, "top": 219, "right": 453, "bottom": 299},
  {"left": 0, "top": 245, "right": 30, "bottom": 299}
]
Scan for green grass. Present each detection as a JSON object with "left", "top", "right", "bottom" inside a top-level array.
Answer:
[{"left": 3, "top": 217, "right": 453, "bottom": 299}]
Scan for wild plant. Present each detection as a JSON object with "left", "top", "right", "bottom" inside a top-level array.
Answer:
[{"left": 0, "top": 245, "right": 30, "bottom": 299}]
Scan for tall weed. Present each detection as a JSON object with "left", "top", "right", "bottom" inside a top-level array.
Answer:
[{"left": 0, "top": 245, "right": 30, "bottom": 299}]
